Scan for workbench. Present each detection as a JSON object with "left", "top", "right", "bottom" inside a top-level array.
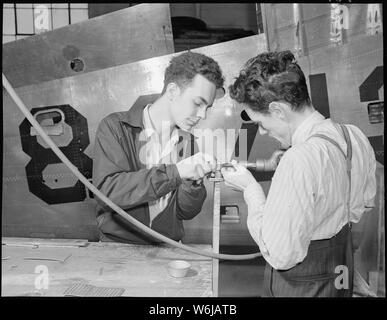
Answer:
[{"left": 1, "top": 238, "right": 213, "bottom": 297}]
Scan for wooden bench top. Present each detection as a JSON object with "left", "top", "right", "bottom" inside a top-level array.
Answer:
[{"left": 1, "top": 238, "right": 213, "bottom": 297}]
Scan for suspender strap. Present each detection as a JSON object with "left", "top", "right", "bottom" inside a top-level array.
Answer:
[
  {"left": 338, "top": 124, "right": 352, "bottom": 171},
  {"left": 338, "top": 124, "right": 352, "bottom": 228},
  {"left": 307, "top": 123, "right": 353, "bottom": 228},
  {"left": 308, "top": 134, "right": 347, "bottom": 158}
]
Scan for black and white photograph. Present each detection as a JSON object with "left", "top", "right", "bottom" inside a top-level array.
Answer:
[{"left": 1, "top": 2, "right": 384, "bottom": 306}]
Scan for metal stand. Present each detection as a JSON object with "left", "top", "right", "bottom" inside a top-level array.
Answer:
[{"left": 209, "top": 170, "right": 223, "bottom": 297}]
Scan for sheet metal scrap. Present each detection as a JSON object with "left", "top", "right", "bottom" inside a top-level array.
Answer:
[
  {"left": 64, "top": 282, "right": 125, "bottom": 297},
  {"left": 209, "top": 167, "right": 223, "bottom": 297}
]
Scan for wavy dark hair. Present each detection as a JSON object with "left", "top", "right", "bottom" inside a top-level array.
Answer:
[
  {"left": 229, "top": 50, "right": 311, "bottom": 113},
  {"left": 162, "top": 51, "right": 224, "bottom": 94}
]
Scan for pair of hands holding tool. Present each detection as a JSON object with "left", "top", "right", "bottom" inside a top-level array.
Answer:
[
  {"left": 176, "top": 152, "right": 217, "bottom": 184},
  {"left": 221, "top": 150, "right": 285, "bottom": 191},
  {"left": 175, "top": 150, "right": 285, "bottom": 188}
]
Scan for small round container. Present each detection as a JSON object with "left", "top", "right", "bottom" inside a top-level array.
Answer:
[{"left": 167, "top": 260, "right": 191, "bottom": 278}]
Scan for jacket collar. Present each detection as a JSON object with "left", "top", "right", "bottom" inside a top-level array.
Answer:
[
  {"left": 120, "top": 94, "right": 160, "bottom": 129},
  {"left": 120, "top": 93, "right": 195, "bottom": 140}
]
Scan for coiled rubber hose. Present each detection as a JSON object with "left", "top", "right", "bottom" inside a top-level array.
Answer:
[{"left": 3, "top": 73, "right": 262, "bottom": 260}]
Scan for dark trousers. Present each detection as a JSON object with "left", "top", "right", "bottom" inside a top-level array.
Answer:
[{"left": 263, "top": 224, "right": 354, "bottom": 297}]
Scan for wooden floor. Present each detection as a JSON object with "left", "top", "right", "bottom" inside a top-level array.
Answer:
[{"left": 1, "top": 238, "right": 212, "bottom": 297}]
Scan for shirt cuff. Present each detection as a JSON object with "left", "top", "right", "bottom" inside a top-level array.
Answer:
[
  {"left": 180, "top": 179, "right": 205, "bottom": 195},
  {"left": 192, "top": 179, "right": 204, "bottom": 188}
]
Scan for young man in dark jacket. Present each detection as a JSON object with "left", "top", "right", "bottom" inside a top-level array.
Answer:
[{"left": 93, "top": 52, "right": 224, "bottom": 244}]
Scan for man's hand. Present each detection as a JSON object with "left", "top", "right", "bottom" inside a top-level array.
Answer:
[
  {"left": 221, "top": 161, "right": 257, "bottom": 191},
  {"left": 176, "top": 152, "right": 217, "bottom": 181}
]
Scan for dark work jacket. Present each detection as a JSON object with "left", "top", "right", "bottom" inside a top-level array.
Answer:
[{"left": 92, "top": 94, "right": 207, "bottom": 244}]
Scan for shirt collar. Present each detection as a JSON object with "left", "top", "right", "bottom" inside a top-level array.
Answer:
[
  {"left": 291, "top": 111, "right": 326, "bottom": 145},
  {"left": 142, "top": 104, "right": 156, "bottom": 139},
  {"left": 170, "top": 128, "right": 180, "bottom": 145},
  {"left": 142, "top": 104, "right": 180, "bottom": 145}
]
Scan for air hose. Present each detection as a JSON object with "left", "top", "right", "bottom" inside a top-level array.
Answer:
[{"left": 2, "top": 73, "right": 262, "bottom": 260}]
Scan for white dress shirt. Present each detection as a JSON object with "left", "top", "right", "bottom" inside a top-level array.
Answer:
[
  {"left": 244, "top": 111, "right": 377, "bottom": 270},
  {"left": 142, "top": 104, "right": 180, "bottom": 226}
]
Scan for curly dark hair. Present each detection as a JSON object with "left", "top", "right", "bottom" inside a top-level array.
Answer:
[
  {"left": 162, "top": 51, "right": 224, "bottom": 94},
  {"left": 229, "top": 50, "right": 311, "bottom": 113}
]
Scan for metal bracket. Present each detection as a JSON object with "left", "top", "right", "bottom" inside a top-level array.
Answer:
[{"left": 209, "top": 169, "right": 223, "bottom": 297}]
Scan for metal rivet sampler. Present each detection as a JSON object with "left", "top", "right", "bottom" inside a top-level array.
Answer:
[
  {"left": 219, "top": 161, "right": 266, "bottom": 171},
  {"left": 207, "top": 156, "right": 283, "bottom": 296},
  {"left": 218, "top": 157, "right": 283, "bottom": 172},
  {"left": 208, "top": 164, "right": 223, "bottom": 297}
]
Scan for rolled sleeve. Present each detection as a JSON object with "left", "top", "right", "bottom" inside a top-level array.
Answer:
[
  {"left": 261, "top": 149, "right": 315, "bottom": 270},
  {"left": 243, "top": 183, "right": 268, "bottom": 256},
  {"left": 244, "top": 149, "right": 315, "bottom": 270},
  {"left": 364, "top": 144, "right": 377, "bottom": 210}
]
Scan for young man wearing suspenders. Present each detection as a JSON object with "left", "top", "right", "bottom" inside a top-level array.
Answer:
[{"left": 221, "top": 51, "right": 376, "bottom": 297}]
